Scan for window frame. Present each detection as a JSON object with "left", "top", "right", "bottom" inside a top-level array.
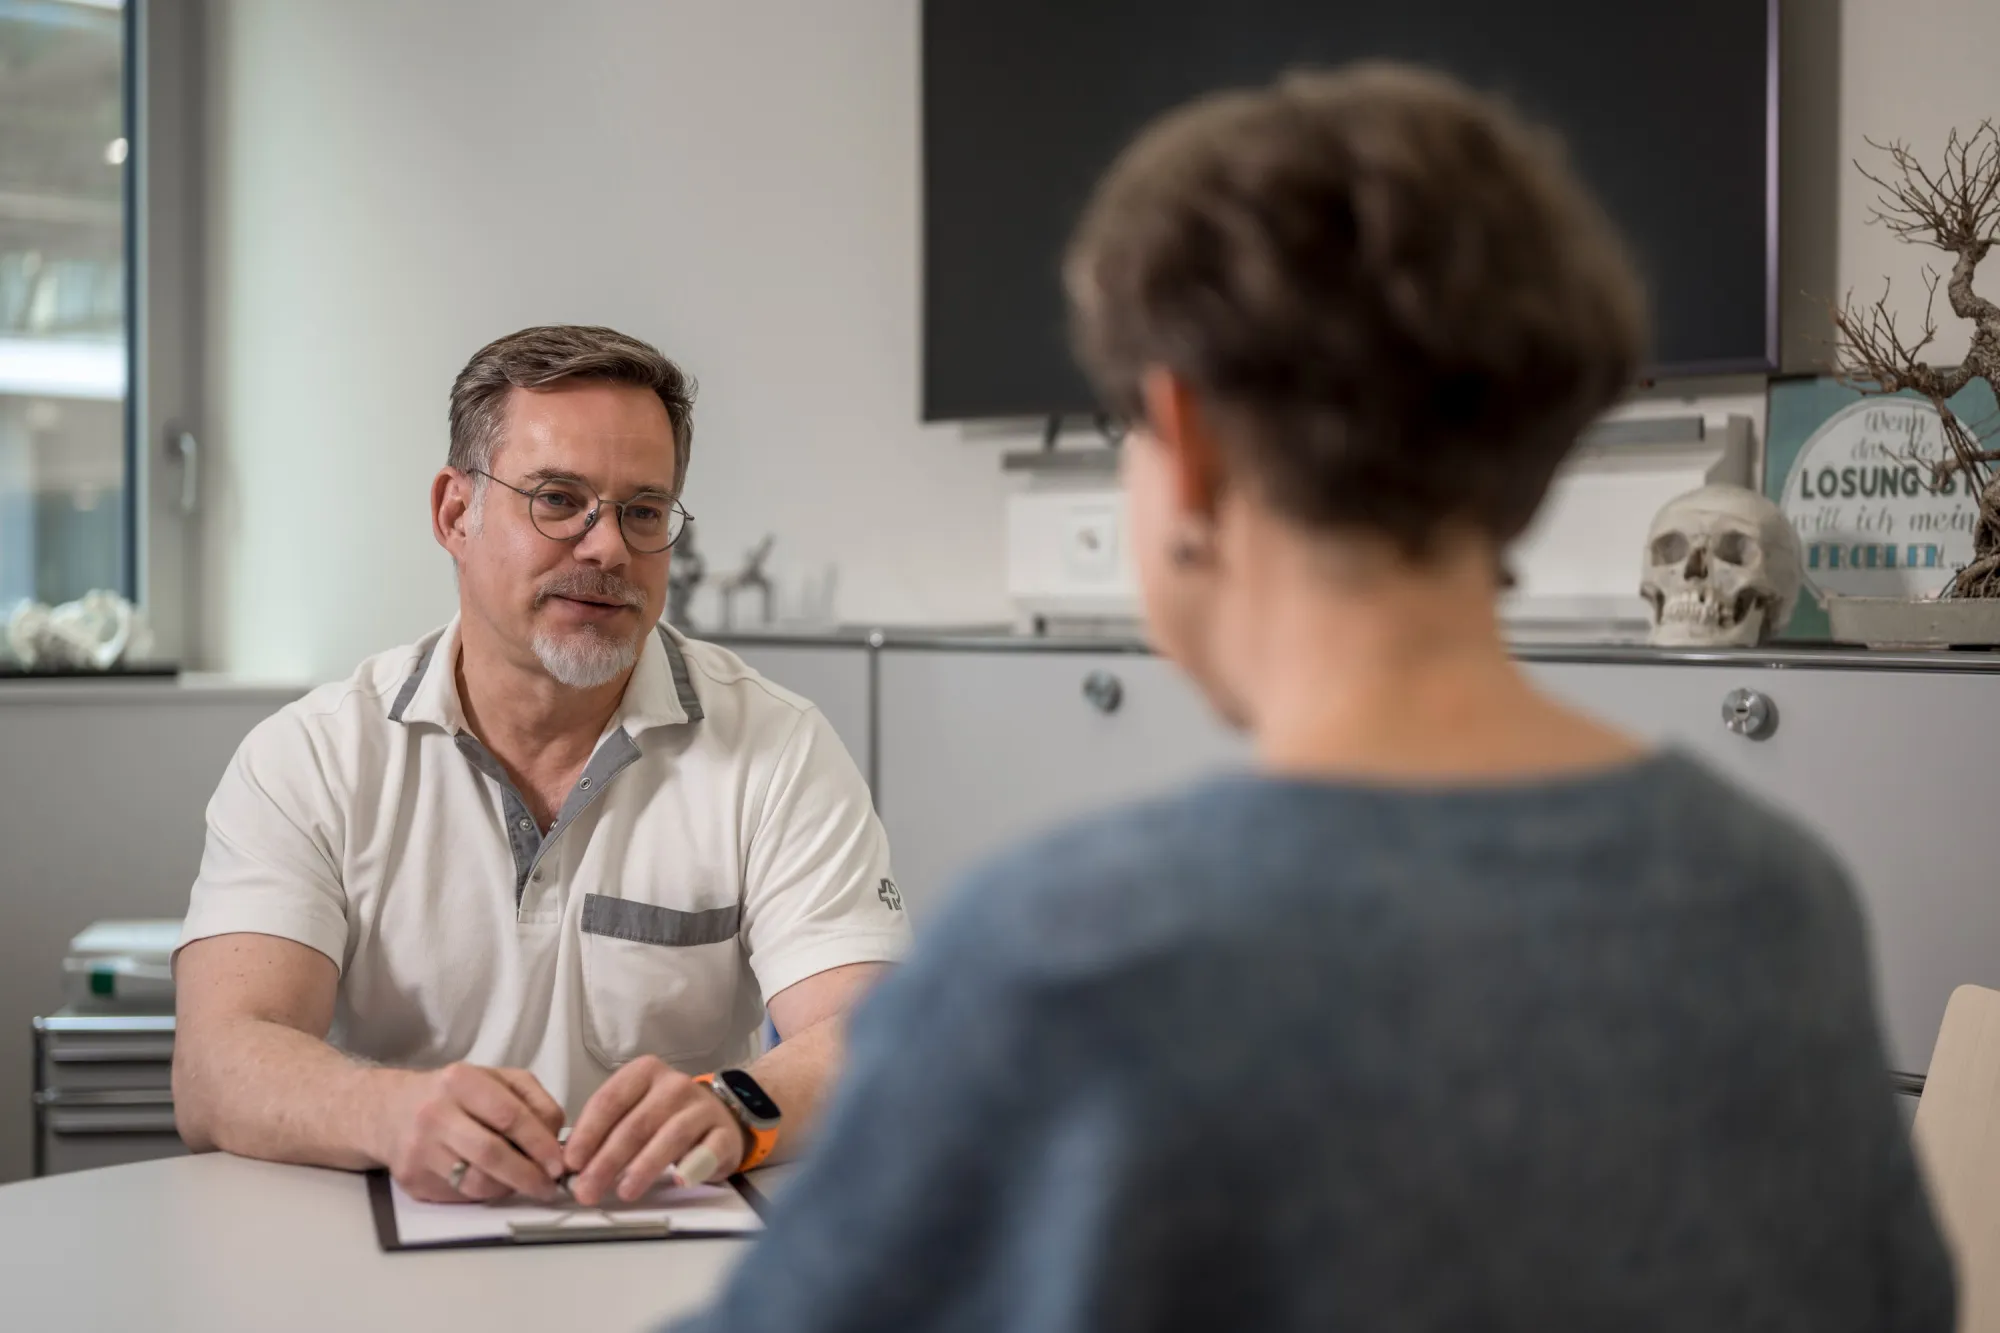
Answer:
[{"left": 120, "top": 0, "right": 204, "bottom": 665}]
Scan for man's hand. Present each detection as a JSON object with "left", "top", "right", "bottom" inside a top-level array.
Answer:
[
  {"left": 373, "top": 1063, "right": 569, "bottom": 1203},
  {"left": 563, "top": 1056, "right": 747, "bottom": 1206}
]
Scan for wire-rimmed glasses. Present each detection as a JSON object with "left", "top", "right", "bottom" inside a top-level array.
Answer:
[{"left": 471, "top": 468, "right": 691, "bottom": 554}]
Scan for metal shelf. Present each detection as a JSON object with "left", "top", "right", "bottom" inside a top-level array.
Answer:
[{"left": 710, "top": 627, "right": 2000, "bottom": 673}]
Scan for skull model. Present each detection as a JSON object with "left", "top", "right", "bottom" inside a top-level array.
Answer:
[{"left": 1640, "top": 484, "right": 1803, "bottom": 647}]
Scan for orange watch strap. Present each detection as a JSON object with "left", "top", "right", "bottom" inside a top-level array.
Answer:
[{"left": 697, "top": 1072, "right": 780, "bottom": 1173}]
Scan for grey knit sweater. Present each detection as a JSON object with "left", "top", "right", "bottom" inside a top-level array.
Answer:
[{"left": 676, "top": 751, "right": 1953, "bottom": 1332}]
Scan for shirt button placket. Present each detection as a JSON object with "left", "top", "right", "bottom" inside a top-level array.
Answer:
[{"left": 511, "top": 809, "right": 544, "bottom": 914}]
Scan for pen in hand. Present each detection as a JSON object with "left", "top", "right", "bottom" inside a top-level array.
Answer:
[{"left": 550, "top": 1147, "right": 716, "bottom": 1202}]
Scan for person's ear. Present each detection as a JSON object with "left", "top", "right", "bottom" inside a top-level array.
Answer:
[
  {"left": 432, "top": 469, "right": 474, "bottom": 559},
  {"left": 1137, "top": 367, "right": 1224, "bottom": 524}
]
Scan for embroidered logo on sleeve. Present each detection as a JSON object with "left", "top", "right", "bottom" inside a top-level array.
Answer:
[{"left": 877, "top": 878, "right": 903, "bottom": 912}]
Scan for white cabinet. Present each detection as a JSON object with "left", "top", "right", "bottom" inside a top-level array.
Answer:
[
  {"left": 1528, "top": 659, "right": 2000, "bottom": 1075},
  {"left": 719, "top": 640, "right": 875, "bottom": 789},
  {"left": 876, "top": 649, "right": 1245, "bottom": 919},
  {"left": 749, "top": 634, "right": 1998, "bottom": 1082}
]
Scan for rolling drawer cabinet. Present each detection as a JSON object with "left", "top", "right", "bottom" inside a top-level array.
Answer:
[
  {"left": 33, "top": 1014, "right": 183, "bottom": 1176},
  {"left": 874, "top": 648, "right": 1246, "bottom": 921}
]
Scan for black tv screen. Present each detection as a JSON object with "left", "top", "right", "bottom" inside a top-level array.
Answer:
[{"left": 922, "top": 0, "right": 1777, "bottom": 421}]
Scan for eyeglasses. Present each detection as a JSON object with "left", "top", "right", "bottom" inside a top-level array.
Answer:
[{"left": 470, "top": 468, "right": 691, "bottom": 554}]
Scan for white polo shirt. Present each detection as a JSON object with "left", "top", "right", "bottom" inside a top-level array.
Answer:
[{"left": 179, "top": 619, "right": 911, "bottom": 1116}]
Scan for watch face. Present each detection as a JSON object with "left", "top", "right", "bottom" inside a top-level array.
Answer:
[{"left": 719, "top": 1068, "right": 781, "bottom": 1123}]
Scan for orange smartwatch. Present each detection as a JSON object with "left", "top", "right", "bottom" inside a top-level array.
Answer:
[{"left": 696, "top": 1069, "right": 782, "bottom": 1173}]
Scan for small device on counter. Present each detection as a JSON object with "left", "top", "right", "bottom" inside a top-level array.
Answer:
[
  {"left": 62, "top": 919, "right": 182, "bottom": 1012},
  {"left": 1003, "top": 447, "right": 1142, "bottom": 632}
]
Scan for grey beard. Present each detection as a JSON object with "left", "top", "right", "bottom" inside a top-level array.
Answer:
[{"left": 530, "top": 624, "right": 640, "bottom": 689}]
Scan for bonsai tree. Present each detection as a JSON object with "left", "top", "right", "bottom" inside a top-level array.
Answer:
[{"left": 1831, "top": 120, "right": 2000, "bottom": 596}]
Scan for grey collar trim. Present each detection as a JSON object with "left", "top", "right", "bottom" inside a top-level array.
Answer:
[
  {"left": 389, "top": 625, "right": 702, "bottom": 727},
  {"left": 387, "top": 640, "right": 437, "bottom": 724},
  {"left": 656, "top": 624, "right": 706, "bottom": 722}
]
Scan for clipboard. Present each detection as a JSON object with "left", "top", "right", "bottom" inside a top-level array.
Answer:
[{"left": 367, "top": 1169, "right": 771, "bottom": 1251}]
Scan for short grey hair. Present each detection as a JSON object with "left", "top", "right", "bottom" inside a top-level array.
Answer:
[{"left": 447, "top": 324, "right": 696, "bottom": 490}]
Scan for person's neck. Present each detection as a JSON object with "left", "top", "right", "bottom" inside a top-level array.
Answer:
[
  {"left": 453, "top": 610, "right": 629, "bottom": 771},
  {"left": 1221, "top": 536, "right": 1636, "bottom": 783}
]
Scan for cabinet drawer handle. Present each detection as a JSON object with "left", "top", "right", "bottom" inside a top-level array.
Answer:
[
  {"left": 1081, "top": 671, "right": 1124, "bottom": 715},
  {"left": 1721, "top": 688, "right": 1778, "bottom": 741},
  {"left": 48, "top": 1108, "right": 181, "bottom": 1136},
  {"left": 48, "top": 1039, "right": 175, "bottom": 1063}
]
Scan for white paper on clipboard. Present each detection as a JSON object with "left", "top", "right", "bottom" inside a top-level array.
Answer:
[{"left": 388, "top": 1177, "right": 765, "bottom": 1246}]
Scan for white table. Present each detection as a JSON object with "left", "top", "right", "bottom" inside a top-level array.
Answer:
[{"left": 0, "top": 1154, "right": 771, "bottom": 1331}]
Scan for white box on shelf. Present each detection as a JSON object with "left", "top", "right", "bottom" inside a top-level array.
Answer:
[{"left": 1005, "top": 470, "right": 1140, "bottom": 623}]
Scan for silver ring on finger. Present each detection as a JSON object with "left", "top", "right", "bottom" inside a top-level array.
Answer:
[{"left": 448, "top": 1159, "right": 470, "bottom": 1194}]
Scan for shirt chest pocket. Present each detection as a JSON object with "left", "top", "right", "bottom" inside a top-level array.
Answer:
[{"left": 577, "top": 893, "right": 745, "bottom": 1067}]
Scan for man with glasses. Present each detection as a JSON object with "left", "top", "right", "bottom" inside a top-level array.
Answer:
[{"left": 170, "top": 326, "right": 909, "bottom": 1206}]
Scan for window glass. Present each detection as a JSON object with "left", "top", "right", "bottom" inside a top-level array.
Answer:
[{"left": 0, "top": 0, "right": 127, "bottom": 609}]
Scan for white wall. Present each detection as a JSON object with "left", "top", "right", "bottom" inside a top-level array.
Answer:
[
  {"left": 201, "top": 0, "right": 1016, "bottom": 681},
  {"left": 198, "top": 0, "right": 2000, "bottom": 681},
  {"left": 1837, "top": 0, "right": 1997, "bottom": 371}
]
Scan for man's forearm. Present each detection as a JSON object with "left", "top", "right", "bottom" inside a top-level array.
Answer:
[
  {"left": 174, "top": 1016, "right": 399, "bottom": 1170},
  {"left": 744, "top": 1013, "right": 848, "bottom": 1164}
]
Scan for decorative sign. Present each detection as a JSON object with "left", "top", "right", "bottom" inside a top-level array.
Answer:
[
  {"left": 1764, "top": 376, "right": 2000, "bottom": 639},
  {"left": 1778, "top": 397, "right": 1975, "bottom": 600}
]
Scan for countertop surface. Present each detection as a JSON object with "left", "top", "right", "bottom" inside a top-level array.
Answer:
[
  {"left": 708, "top": 624, "right": 2000, "bottom": 673},
  {"left": 10, "top": 629, "right": 2000, "bottom": 701}
]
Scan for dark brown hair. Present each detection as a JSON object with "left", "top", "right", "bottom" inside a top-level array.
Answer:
[
  {"left": 1065, "top": 63, "right": 1647, "bottom": 554},
  {"left": 448, "top": 325, "right": 696, "bottom": 491}
]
